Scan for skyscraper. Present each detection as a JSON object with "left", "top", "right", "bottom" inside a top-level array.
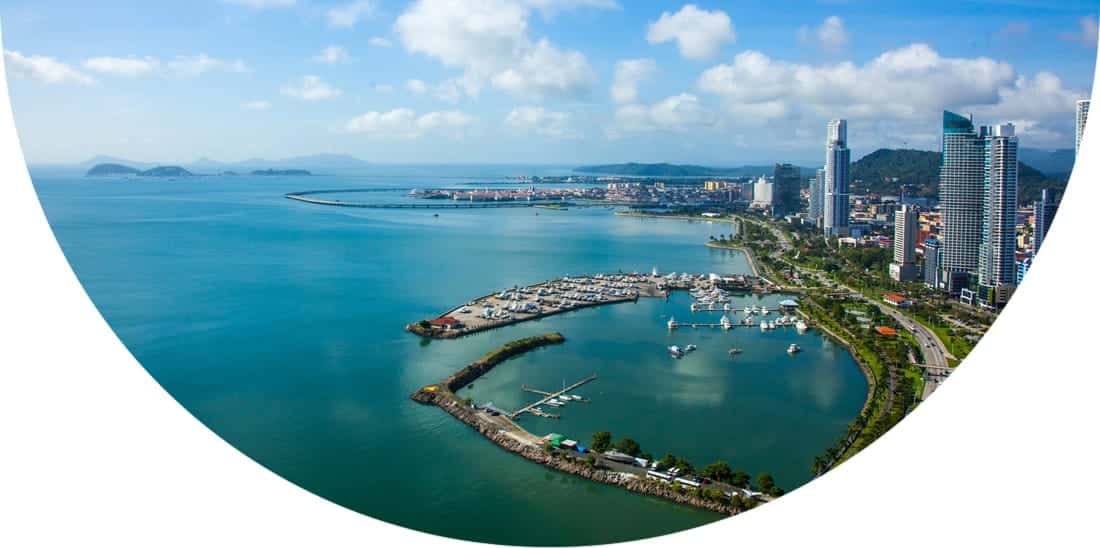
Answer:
[
  {"left": 772, "top": 163, "right": 801, "bottom": 217},
  {"left": 923, "top": 238, "right": 941, "bottom": 288},
  {"left": 823, "top": 119, "right": 850, "bottom": 238},
  {"left": 977, "top": 123, "right": 1019, "bottom": 308},
  {"left": 1033, "top": 188, "right": 1059, "bottom": 254},
  {"left": 890, "top": 204, "right": 920, "bottom": 282},
  {"left": 808, "top": 168, "right": 825, "bottom": 225},
  {"left": 938, "top": 111, "right": 986, "bottom": 295},
  {"left": 1077, "top": 99, "right": 1090, "bottom": 156}
]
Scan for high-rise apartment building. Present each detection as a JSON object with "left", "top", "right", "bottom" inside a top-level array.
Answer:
[
  {"left": 890, "top": 204, "right": 920, "bottom": 282},
  {"left": 823, "top": 119, "right": 850, "bottom": 238},
  {"left": 752, "top": 175, "right": 773, "bottom": 208},
  {"left": 1077, "top": 99, "right": 1090, "bottom": 156},
  {"left": 977, "top": 123, "right": 1019, "bottom": 308},
  {"left": 808, "top": 168, "right": 825, "bottom": 225},
  {"left": 923, "top": 238, "right": 941, "bottom": 288},
  {"left": 1033, "top": 188, "right": 1059, "bottom": 254}
]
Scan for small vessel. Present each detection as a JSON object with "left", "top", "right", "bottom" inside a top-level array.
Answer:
[
  {"left": 760, "top": 322, "right": 768, "bottom": 332},
  {"left": 685, "top": 344, "right": 698, "bottom": 353},
  {"left": 545, "top": 399, "right": 564, "bottom": 407},
  {"left": 720, "top": 315, "right": 732, "bottom": 330},
  {"left": 669, "top": 345, "right": 685, "bottom": 358},
  {"left": 690, "top": 303, "right": 699, "bottom": 312},
  {"left": 788, "top": 344, "right": 802, "bottom": 354},
  {"left": 795, "top": 320, "right": 808, "bottom": 333},
  {"left": 728, "top": 348, "right": 743, "bottom": 356},
  {"left": 761, "top": 306, "right": 769, "bottom": 315},
  {"left": 668, "top": 317, "right": 678, "bottom": 330},
  {"left": 743, "top": 306, "right": 752, "bottom": 314}
]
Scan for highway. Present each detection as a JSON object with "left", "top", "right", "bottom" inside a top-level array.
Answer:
[{"left": 743, "top": 215, "right": 953, "bottom": 398}]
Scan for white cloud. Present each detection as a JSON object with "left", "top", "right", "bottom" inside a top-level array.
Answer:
[
  {"left": 313, "top": 45, "right": 352, "bottom": 64},
  {"left": 167, "top": 54, "right": 249, "bottom": 77},
  {"left": 82, "top": 56, "right": 159, "bottom": 76},
  {"left": 368, "top": 37, "right": 393, "bottom": 48},
  {"left": 281, "top": 75, "right": 342, "bottom": 101},
  {"left": 3, "top": 50, "right": 94, "bottom": 85},
  {"left": 393, "top": 0, "right": 603, "bottom": 101},
  {"left": 610, "top": 58, "right": 656, "bottom": 104},
  {"left": 327, "top": 0, "right": 375, "bottom": 28},
  {"left": 406, "top": 79, "right": 429, "bottom": 94},
  {"left": 1060, "top": 16, "right": 1098, "bottom": 48},
  {"left": 345, "top": 108, "right": 475, "bottom": 138},
  {"left": 615, "top": 93, "right": 713, "bottom": 132},
  {"left": 223, "top": 0, "right": 295, "bottom": 8},
  {"left": 694, "top": 43, "right": 1085, "bottom": 148},
  {"left": 798, "top": 16, "right": 849, "bottom": 53},
  {"left": 373, "top": 83, "right": 395, "bottom": 94},
  {"left": 242, "top": 100, "right": 272, "bottom": 110},
  {"left": 505, "top": 106, "right": 575, "bottom": 137},
  {"left": 646, "top": 5, "right": 735, "bottom": 60}
]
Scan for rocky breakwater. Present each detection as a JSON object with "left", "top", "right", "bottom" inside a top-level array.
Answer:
[{"left": 411, "top": 332, "right": 739, "bottom": 516}]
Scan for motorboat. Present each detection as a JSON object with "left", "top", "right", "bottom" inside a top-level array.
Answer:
[
  {"left": 720, "top": 315, "right": 732, "bottom": 330},
  {"left": 728, "top": 348, "right": 743, "bottom": 356},
  {"left": 795, "top": 320, "right": 808, "bottom": 333},
  {"left": 669, "top": 345, "right": 685, "bottom": 358},
  {"left": 788, "top": 344, "right": 802, "bottom": 354},
  {"left": 685, "top": 344, "right": 698, "bottom": 353},
  {"left": 668, "top": 317, "right": 679, "bottom": 330}
]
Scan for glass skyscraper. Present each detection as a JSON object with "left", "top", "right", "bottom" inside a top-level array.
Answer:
[
  {"left": 772, "top": 163, "right": 801, "bottom": 218},
  {"left": 938, "top": 111, "right": 986, "bottom": 295},
  {"left": 823, "top": 119, "right": 850, "bottom": 238}
]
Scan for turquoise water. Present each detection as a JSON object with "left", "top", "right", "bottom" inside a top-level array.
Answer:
[{"left": 32, "top": 173, "right": 867, "bottom": 546}]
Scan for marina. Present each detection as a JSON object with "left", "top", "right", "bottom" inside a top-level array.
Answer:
[{"left": 409, "top": 271, "right": 780, "bottom": 339}]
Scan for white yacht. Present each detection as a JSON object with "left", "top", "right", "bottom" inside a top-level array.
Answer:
[
  {"left": 795, "top": 320, "right": 808, "bottom": 333},
  {"left": 788, "top": 344, "right": 802, "bottom": 354},
  {"left": 668, "top": 317, "right": 678, "bottom": 330},
  {"left": 720, "top": 315, "right": 732, "bottom": 330}
]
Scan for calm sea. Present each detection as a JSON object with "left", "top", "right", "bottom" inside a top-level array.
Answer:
[{"left": 32, "top": 170, "right": 867, "bottom": 546}]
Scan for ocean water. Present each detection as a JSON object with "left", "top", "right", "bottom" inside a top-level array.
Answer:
[{"left": 32, "top": 172, "right": 867, "bottom": 546}]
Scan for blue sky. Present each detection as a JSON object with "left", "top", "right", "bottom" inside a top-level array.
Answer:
[{"left": 1, "top": 0, "right": 1096, "bottom": 165}]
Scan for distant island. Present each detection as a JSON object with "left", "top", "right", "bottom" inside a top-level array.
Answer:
[
  {"left": 85, "top": 163, "right": 194, "bottom": 177},
  {"left": 574, "top": 163, "right": 812, "bottom": 178},
  {"left": 250, "top": 169, "right": 311, "bottom": 176},
  {"left": 83, "top": 164, "right": 311, "bottom": 178}
]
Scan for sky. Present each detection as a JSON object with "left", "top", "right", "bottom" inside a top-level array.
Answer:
[{"left": 1, "top": 0, "right": 1097, "bottom": 166}]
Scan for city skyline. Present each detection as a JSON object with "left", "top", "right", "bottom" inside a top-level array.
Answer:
[{"left": 0, "top": 1, "right": 1096, "bottom": 165}]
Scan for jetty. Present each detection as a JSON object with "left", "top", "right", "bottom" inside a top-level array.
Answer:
[{"left": 510, "top": 374, "right": 598, "bottom": 419}]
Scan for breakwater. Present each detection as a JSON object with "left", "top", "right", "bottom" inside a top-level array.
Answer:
[{"left": 410, "top": 333, "right": 741, "bottom": 516}]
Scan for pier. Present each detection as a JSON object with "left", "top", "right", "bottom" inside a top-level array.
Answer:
[
  {"left": 521, "top": 385, "right": 592, "bottom": 403},
  {"left": 510, "top": 374, "right": 598, "bottom": 419}
]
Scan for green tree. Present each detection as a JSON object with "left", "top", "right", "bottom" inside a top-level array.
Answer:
[
  {"left": 613, "top": 437, "right": 642, "bottom": 457},
  {"left": 730, "top": 470, "right": 750, "bottom": 488},
  {"left": 591, "top": 431, "right": 612, "bottom": 452},
  {"left": 702, "top": 461, "right": 734, "bottom": 483},
  {"left": 756, "top": 472, "right": 776, "bottom": 493}
]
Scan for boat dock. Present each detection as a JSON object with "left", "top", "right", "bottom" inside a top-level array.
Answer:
[
  {"left": 521, "top": 385, "right": 592, "bottom": 403},
  {"left": 510, "top": 374, "right": 598, "bottom": 419}
]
